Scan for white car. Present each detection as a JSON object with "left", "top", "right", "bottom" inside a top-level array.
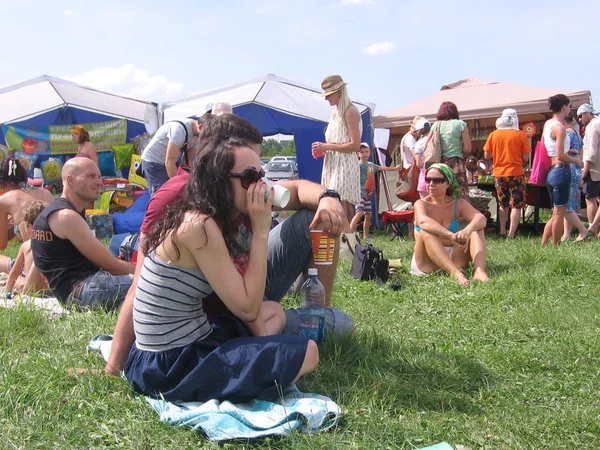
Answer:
[
  {"left": 270, "top": 156, "right": 294, "bottom": 162},
  {"left": 264, "top": 161, "right": 299, "bottom": 181}
]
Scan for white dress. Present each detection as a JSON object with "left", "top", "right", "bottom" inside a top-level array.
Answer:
[{"left": 322, "top": 107, "right": 363, "bottom": 205}]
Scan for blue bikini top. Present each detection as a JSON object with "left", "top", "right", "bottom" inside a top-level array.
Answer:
[{"left": 415, "top": 199, "right": 459, "bottom": 233}]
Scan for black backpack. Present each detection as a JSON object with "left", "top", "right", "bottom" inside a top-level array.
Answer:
[
  {"left": 350, "top": 243, "right": 389, "bottom": 286},
  {"left": 118, "top": 232, "right": 140, "bottom": 262}
]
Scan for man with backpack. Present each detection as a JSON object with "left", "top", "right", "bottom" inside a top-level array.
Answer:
[{"left": 140, "top": 110, "right": 210, "bottom": 195}]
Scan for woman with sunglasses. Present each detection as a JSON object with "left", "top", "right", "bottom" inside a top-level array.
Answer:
[
  {"left": 124, "top": 136, "right": 318, "bottom": 404},
  {"left": 411, "top": 163, "right": 489, "bottom": 286}
]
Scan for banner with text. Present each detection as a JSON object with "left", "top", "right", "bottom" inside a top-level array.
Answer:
[{"left": 2, "top": 119, "right": 127, "bottom": 154}]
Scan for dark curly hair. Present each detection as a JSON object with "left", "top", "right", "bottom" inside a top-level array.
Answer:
[{"left": 144, "top": 136, "right": 250, "bottom": 258}]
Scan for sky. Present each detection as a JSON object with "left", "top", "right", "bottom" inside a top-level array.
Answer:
[{"left": 2, "top": 0, "right": 600, "bottom": 117}]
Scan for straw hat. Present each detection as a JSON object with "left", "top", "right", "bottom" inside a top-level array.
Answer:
[{"left": 321, "top": 75, "right": 347, "bottom": 97}]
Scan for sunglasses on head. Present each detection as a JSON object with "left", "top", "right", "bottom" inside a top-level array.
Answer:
[
  {"left": 425, "top": 176, "right": 447, "bottom": 185},
  {"left": 229, "top": 168, "right": 265, "bottom": 189}
]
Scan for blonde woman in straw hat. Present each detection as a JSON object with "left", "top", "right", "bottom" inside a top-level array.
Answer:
[{"left": 312, "top": 75, "right": 362, "bottom": 228}]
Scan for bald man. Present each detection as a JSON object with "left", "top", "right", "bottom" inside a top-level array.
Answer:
[{"left": 31, "top": 158, "right": 134, "bottom": 310}]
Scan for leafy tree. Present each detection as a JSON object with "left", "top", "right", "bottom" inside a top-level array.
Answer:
[{"left": 260, "top": 138, "right": 296, "bottom": 158}]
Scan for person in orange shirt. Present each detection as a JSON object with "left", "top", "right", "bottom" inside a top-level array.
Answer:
[{"left": 484, "top": 109, "right": 532, "bottom": 238}]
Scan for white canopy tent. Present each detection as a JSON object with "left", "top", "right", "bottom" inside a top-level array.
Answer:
[
  {"left": 0, "top": 75, "right": 158, "bottom": 126},
  {"left": 161, "top": 73, "right": 374, "bottom": 125},
  {"left": 161, "top": 74, "right": 375, "bottom": 184}
]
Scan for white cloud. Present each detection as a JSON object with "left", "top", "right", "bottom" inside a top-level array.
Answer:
[
  {"left": 63, "top": 8, "right": 74, "bottom": 16},
  {"left": 362, "top": 41, "right": 395, "bottom": 56},
  {"left": 340, "top": 0, "right": 373, "bottom": 4},
  {"left": 65, "top": 64, "right": 190, "bottom": 102}
]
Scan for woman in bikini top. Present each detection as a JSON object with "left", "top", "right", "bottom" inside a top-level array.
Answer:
[{"left": 411, "top": 163, "right": 489, "bottom": 287}]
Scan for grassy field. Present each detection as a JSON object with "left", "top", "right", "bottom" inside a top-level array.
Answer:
[{"left": 1, "top": 232, "right": 600, "bottom": 449}]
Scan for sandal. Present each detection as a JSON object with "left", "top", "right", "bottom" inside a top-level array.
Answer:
[{"left": 575, "top": 230, "right": 594, "bottom": 242}]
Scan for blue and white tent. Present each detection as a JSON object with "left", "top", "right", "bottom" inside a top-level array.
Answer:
[
  {"left": 0, "top": 75, "right": 159, "bottom": 145},
  {"left": 161, "top": 74, "right": 375, "bottom": 184}
]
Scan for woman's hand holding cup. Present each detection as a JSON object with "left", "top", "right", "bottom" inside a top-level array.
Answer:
[
  {"left": 312, "top": 142, "right": 326, "bottom": 159},
  {"left": 247, "top": 181, "right": 273, "bottom": 235}
]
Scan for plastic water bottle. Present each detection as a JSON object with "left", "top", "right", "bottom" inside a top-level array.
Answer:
[{"left": 298, "top": 268, "right": 326, "bottom": 344}]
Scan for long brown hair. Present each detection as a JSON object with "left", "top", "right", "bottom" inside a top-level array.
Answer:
[{"left": 144, "top": 136, "right": 249, "bottom": 258}]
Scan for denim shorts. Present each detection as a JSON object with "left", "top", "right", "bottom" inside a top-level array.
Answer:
[
  {"left": 70, "top": 270, "right": 133, "bottom": 311},
  {"left": 546, "top": 164, "right": 571, "bottom": 208}
]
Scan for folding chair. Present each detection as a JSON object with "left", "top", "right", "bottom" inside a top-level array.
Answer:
[{"left": 381, "top": 210, "right": 414, "bottom": 240}]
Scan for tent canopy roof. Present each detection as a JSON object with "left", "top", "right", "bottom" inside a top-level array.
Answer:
[
  {"left": 162, "top": 73, "right": 374, "bottom": 127},
  {"left": 0, "top": 75, "right": 156, "bottom": 125},
  {"left": 374, "top": 77, "right": 591, "bottom": 128}
]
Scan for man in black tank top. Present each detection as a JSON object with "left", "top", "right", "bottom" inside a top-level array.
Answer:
[{"left": 31, "top": 158, "right": 135, "bottom": 310}]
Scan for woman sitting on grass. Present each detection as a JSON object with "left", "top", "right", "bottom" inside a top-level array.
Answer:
[
  {"left": 124, "top": 136, "right": 318, "bottom": 403},
  {"left": 411, "top": 163, "right": 489, "bottom": 286}
]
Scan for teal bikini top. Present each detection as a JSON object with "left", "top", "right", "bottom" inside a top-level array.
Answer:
[{"left": 415, "top": 199, "right": 459, "bottom": 233}]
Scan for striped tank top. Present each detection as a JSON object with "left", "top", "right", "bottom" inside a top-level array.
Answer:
[{"left": 133, "top": 253, "right": 213, "bottom": 351}]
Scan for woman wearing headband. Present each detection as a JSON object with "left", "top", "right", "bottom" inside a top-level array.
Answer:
[
  {"left": 124, "top": 135, "right": 318, "bottom": 404},
  {"left": 411, "top": 163, "right": 489, "bottom": 286},
  {"left": 312, "top": 75, "right": 362, "bottom": 227},
  {"left": 71, "top": 125, "right": 99, "bottom": 166},
  {"left": 0, "top": 158, "right": 53, "bottom": 270}
]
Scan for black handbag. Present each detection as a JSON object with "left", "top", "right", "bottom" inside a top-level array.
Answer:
[{"left": 350, "top": 243, "right": 389, "bottom": 286}]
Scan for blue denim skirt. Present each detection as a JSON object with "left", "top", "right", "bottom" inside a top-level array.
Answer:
[
  {"left": 546, "top": 164, "right": 571, "bottom": 208},
  {"left": 124, "top": 313, "right": 309, "bottom": 403}
]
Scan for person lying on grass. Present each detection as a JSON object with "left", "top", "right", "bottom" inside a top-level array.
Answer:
[
  {"left": 4, "top": 200, "right": 49, "bottom": 295},
  {"left": 411, "top": 163, "right": 489, "bottom": 286},
  {"left": 122, "top": 136, "right": 319, "bottom": 403}
]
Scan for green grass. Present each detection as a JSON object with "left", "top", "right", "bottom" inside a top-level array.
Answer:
[{"left": 1, "top": 232, "right": 600, "bottom": 449}]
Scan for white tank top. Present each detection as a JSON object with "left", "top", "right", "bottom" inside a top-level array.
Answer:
[{"left": 543, "top": 119, "right": 570, "bottom": 158}]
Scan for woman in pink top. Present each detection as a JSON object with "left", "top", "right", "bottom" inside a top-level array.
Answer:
[{"left": 71, "top": 125, "right": 99, "bottom": 166}]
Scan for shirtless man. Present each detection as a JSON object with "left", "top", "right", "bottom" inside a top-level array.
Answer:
[{"left": 0, "top": 158, "right": 53, "bottom": 273}]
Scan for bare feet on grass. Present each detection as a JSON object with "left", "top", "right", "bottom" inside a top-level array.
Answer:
[
  {"left": 473, "top": 268, "right": 490, "bottom": 283},
  {"left": 451, "top": 269, "right": 469, "bottom": 287}
]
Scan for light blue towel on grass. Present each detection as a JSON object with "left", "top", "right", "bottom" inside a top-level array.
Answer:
[{"left": 89, "top": 335, "right": 342, "bottom": 441}]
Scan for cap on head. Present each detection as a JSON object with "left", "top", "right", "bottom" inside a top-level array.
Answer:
[
  {"left": 193, "top": 102, "right": 214, "bottom": 120},
  {"left": 321, "top": 75, "right": 347, "bottom": 97},
  {"left": 414, "top": 118, "right": 430, "bottom": 131},
  {"left": 496, "top": 108, "right": 520, "bottom": 130},
  {"left": 360, "top": 142, "right": 370, "bottom": 151},
  {"left": 577, "top": 103, "right": 597, "bottom": 116}
]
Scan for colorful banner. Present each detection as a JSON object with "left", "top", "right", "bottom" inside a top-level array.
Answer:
[{"left": 1, "top": 119, "right": 127, "bottom": 154}]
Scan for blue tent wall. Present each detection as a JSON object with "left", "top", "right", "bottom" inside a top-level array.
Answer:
[
  {"left": 231, "top": 103, "right": 372, "bottom": 184},
  {"left": 0, "top": 106, "right": 146, "bottom": 147}
]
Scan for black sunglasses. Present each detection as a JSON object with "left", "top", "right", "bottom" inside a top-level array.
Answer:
[
  {"left": 425, "top": 177, "right": 447, "bottom": 185},
  {"left": 230, "top": 168, "right": 265, "bottom": 189}
]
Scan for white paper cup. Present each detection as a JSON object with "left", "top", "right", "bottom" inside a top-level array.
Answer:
[{"left": 262, "top": 178, "right": 290, "bottom": 209}]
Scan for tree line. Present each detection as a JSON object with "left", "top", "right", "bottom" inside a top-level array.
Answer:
[{"left": 260, "top": 138, "right": 296, "bottom": 158}]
